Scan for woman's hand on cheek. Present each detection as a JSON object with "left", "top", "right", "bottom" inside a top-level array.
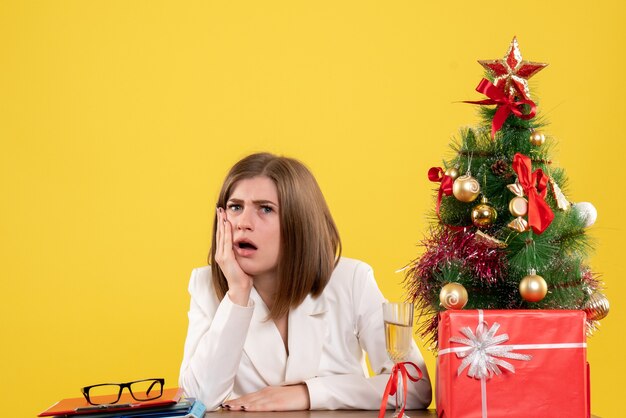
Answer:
[
  {"left": 215, "top": 207, "right": 253, "bottom": 306},
  {"left": 223, "top": 384, "right": 310, "bottom": 412}
]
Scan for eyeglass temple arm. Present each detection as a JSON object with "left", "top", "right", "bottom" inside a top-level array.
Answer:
[{"left": 146, "top": 380, "right": 159, "bottom": 396}]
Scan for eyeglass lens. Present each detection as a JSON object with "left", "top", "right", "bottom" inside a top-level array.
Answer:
[{"left": 129, "top": 379, "right": 163, "bottom": 400}]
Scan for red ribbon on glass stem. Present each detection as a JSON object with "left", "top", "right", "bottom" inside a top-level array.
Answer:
[
  {"left": 464, "top": 78, "right": 537, "bottom": 139},
  {"left": 512, "top": 153, "right": 554, "bottom": 234},
  {"left": 378, "top": 361, "right": 423, "bottom": 418}
]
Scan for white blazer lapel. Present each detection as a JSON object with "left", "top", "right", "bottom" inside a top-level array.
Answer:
[
  {"left": 243, "top": 288, "right": 288, "bottom": 385},
  {"left": 284, "top": 293, "right": 328, "bottom": 385}
]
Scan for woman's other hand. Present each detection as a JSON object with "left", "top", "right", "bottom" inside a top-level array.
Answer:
[
  {"left": 215, "top": 207, "right": 253, "bottom": 306},
  {"left": 222, "top": 384, "right": 310, "bottom": 411}
]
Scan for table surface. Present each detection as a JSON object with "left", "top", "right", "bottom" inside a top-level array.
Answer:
[
  {"left": 213, "top": 410, "right": 600, "bottom": 417},
  {"left": 214, "top": 411, "right": 436, "bottom": 417}
]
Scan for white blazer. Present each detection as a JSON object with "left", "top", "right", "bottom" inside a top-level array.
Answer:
[{"left": 178, "top": 257, "right": 432, "bottom": 411}]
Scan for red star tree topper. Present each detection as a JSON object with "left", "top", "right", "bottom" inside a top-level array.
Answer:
[{"left": 478, "top": 36, "right": 547, "bottom": 99}]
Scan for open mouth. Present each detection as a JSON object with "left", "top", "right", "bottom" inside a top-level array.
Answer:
[{"left": 237, "top": 242, "right": 257, "bottom": 250}]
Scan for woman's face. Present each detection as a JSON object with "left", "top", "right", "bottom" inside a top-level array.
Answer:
[{"left": 226, "top": 176, "right": 281, "bottom": 279}]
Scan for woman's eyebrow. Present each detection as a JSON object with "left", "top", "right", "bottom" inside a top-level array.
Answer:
[
  {"left": 253, "top": 199, "right": 278, "bottom": 206},
  {"left": 228, "top": 198, "right": 278, "bottom": 206}
]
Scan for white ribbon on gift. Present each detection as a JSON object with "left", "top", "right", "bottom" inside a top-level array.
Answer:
[
  {"left": 450, "top": 319, "right": 532, "bottom": 379},
  {"left": 438, "top": 310, "right": 587, "bottom": 418}
]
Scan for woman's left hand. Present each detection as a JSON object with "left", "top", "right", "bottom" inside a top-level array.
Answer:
[{"left": 222, "top": 384, "right": 310, "bottom": 411}]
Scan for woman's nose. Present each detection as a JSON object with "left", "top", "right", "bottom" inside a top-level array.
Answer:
[{"left": 236, "top": 209, "right": 253, "bottom": 230}]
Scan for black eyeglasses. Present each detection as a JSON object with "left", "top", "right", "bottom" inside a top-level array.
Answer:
[{"left": 81, "top": 378, "right": 164, "bottom": 405}]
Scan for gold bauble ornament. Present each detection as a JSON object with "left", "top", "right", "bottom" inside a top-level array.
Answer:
[
  {"left": 445, "top": 167, "right": 460, "bottom": 180},
  {"left": 530, "top": 130, "right": 546, "bottom": 146},
  {"left": 584, "top": 291, "right": 609, "bottom": 321},
  {"left": 471, "top": 196, "right": 498, "bottom": 227},
  {"left": 439, "top": 282, "right": 469, "bottom": 310},
  {"left": 519, "top": 270, "right": 548, "bottom": 302},
  {"left": 509, "top": 196, "right": 528, "bottom": 217},
  {"left": 452, "top": 174, "right": 481, "bottom": 202}
]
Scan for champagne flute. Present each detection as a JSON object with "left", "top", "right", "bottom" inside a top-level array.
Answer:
[{"left": 382, "top": 302, "right": 414, "bottom": 418}]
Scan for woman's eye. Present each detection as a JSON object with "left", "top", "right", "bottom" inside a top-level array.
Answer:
[
  {"left": 227, "top": 204, "right": 242, "bottom": 212},
  {"left": 260, "top": 205, "right": 273, "bottom": 214}
]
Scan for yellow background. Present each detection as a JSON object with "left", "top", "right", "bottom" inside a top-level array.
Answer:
[{"left": 1, "top": 1, "right": 623, "bottom": 417}]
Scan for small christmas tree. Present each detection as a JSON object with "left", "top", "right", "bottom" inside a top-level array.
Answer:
[{"left": 405, "top": 37, "right": 609, "bottom": 349}]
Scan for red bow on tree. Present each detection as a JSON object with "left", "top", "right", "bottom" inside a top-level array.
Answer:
[
  {"left": 378, "top": 362, "right": 424, "bottom": 418},
  {"left": 465, "top": 78, "right": 537, "bottom": 139},
  {"left": 428, "top": 167, "right": 454, "bottom": 219},
  {"left": 428, "top": 167, "right": 471, "bottom": 230},
  {"left": 512, "top": 153, "right": 554, "bottom": 234}
]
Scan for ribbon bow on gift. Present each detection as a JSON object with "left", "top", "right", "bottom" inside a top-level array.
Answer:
[
  {"left": 512, "top": 153, "right": 554, "bottom": 234},
  {"left": 464, "top": 78, "right": 537, "bottom": 139},
  {"left": 378, "top": 361, "right": 423, "bottom": 418},
  {"left": 451, "top": 321, "right": 532, "bottom": 380}
]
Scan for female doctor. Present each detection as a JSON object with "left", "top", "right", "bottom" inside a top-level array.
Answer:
[{"left": 178, "top": 152, "right": 432, "bottom": 411}]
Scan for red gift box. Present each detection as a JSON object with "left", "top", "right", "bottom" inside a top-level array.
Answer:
[{"left": 436, "top": 310, "right": 590, "bottom": 418}]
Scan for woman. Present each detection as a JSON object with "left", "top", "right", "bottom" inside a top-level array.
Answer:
[{"left": 178, "top": 152, "right": 432, "bottom": 411}]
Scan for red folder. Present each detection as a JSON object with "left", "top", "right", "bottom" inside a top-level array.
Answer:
[{"left": 38, "top": 387, "right": 183, "bottom": 417}]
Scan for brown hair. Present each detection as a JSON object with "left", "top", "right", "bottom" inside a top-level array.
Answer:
[{"left": 209, "top": 152, "right": 342, "bottom": 319}]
